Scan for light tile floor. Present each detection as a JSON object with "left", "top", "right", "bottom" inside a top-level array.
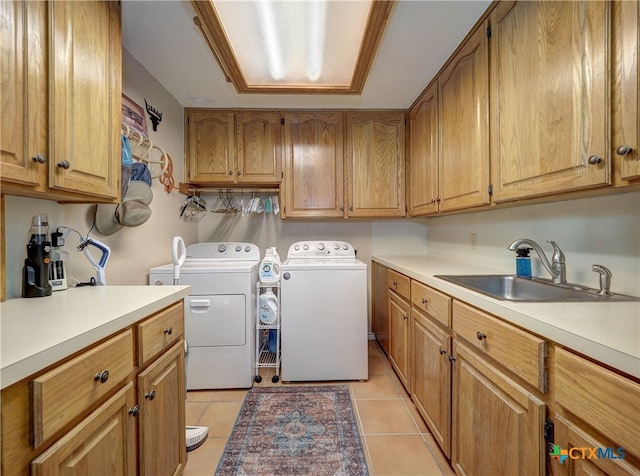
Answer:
[{"left": 184, "top": 340, "right": 455, "bottom": 476}]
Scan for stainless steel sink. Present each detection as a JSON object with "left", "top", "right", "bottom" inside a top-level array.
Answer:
[{"left": 434, "top": 275, "right": 640, "bottom": 302}]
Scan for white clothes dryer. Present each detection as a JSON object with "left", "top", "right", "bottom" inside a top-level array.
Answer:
[
  {"left": 149, "top": 242, "right": 259, "bottom": 389},
  {"left": 280, "top": 241, "right": 368, "bottom": 382}
]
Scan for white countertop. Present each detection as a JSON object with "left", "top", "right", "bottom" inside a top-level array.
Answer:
[
  {"left": 0, "top": 285, "right": 191, "bottom": 390},
  {"left": 373, "top": 255, "right": 640, "bottom": 378}
]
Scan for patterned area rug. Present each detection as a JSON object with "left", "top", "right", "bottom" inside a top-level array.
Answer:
[{"left": 215, "top": 385, "right": 369, "bottom": 476}]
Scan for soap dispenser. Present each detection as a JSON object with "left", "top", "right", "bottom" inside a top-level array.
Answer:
[{"left": 515, "top": 248, "right": 532, "bottom": 278}]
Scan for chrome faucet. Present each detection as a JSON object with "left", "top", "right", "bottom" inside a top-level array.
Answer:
[
  {"left": 591, "top": 264, "right": 612, "bottom": 295},
  {"left": 507, "top": 238, "right": 567, "bottom": 284}
]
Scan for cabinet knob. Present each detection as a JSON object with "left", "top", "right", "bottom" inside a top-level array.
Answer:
[
  {"left": 439, "top": 348, "right": 447, "bottom": 355},
  {"left": 237, "top": 171, "right": 242, "bottom": 175},
  {"left": 164, "top": 326, "right": 173, "bottom": 335},
  {"left": 228, "top": 170, "right": 233, "bottom": 175},
  {"left": 145, "top": 390, "right": 156, "bottom": 401},
  {"left": 448, "top": 354, "right": 456, "bottom": 362},
  {"left": 476, "top": 331, "right": 487, "bottom": 341},
  {"left": 94, "top": 370, "right": 110, "bottom": 383},
  {"left": 57, "top": 160, "right": 70, "bottom": 169},
  {"left": 128, "top": 405, "right": 140, "bottom": 417},
  {"left": 32, "top": 153, "right": 47, "bottom": 164},
  {"left": 403, "top": 314, "right": 408, "bottom": 320},
  {"left": 349, "top": 205, "right": 353, "bottom": 211},
  {"left": 587, "top": 155, "right": 602, "bottom": 165},
  {"left": 392, "top": 280, "right": 398, "bottom": 287},
  {"left": 616, "top": 145, "right": 632, "bottom": 156},
  {"left": 436, "top": 198, "right": 441, "bottom": 203},
  {"left": 339, "top": 205, "right": 344, "bottom": 212},
  {"left": 421, "top": 297, "right": 428, "bottom": 304}
]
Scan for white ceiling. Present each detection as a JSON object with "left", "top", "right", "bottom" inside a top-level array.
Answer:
[{"left": 121, "top": 0, "right": 492, "bottom": 110}]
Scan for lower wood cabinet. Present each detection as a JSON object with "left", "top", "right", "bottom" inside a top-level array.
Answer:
[
  {"left": 371, "top": 261, "right": 390, "bottom": 354},
  {"left": 388, "top": 289, "right": 411, "bottom": 390},
  {"left": 411, "top": 307, "right": 451, "bottom": 457},
  {"left": 31, "top": 383, "right": 137, "bottom": 475},
  {"left": 0, "top": 302, "right": 186, "bottom": 476},
  {"left": 138, "top": 340, "right": 186, "bottom": 476},
  {"left": 451, "top": 341, "right": 545, "bottom": 475}
]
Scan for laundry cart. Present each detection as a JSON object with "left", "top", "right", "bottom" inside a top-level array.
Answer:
[{"left": 255, "top": 282, "right": 280, "bottom": 383}]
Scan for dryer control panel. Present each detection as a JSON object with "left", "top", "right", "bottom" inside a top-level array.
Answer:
[
  {"left": 186, "top": 242, "right": 261, "bottom": 260},
  {"left": 286, "top": 241, "right": 355, "bottom": 259}
]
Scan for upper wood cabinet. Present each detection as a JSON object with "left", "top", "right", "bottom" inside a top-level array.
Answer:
[
  {"left": 345, "top": 111, "right": 406, "bottom": 217},
  {"left": 185, "top": 110, "right": 236, "bottom": 183},
  {"left": 1, "top": 0, "right": 121, "bottom": 202},
  {"left": 613, "top": 0, "right": 639, "bottom": 184},
  {"left": 408, "top": 83, "right": 439, "bottom": 216},
  {"left": 185, "top": 110, "right": 283, "bottom": 185},
  {"left": 490, "top": 1, "right": 610, "bottom": 202},
  {"left": 281, "top": 112, "right": 345, "bottom": 218},
  {"left": 438, "top": 20, "right": 491, "bottom": 212}
]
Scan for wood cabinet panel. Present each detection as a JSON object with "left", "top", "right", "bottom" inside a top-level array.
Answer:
[
  {"left": 490, "top": 1, "right": 610, "bottom": 201},
  {"left": 49, "top": 0, "right": 121, "bottom": 199},
  {"left": 31, "top": 383, "right": 137, "bottom": 476},
  {"left": 387, "top": 269, "right": 410, "bottom": 301},
  {"left": 372, "top": 262, "right": 390, "bottom": 354},
  {"left": 453, "top": 300, "right": 546, "bottom": 392},
  {"left": 555, "top": 347, "right": 640, "bottom": 462},
  {"left": 186, "top": 110, "right": 235, "bottom": 183},
  {"left": 452, "top": 341, "right": 545, "bottom": 476},
  {"left": 346, "top": 111, "right": 405, "bottom": 217},
  {"left": 137, "top": 302, "right": 184, "bottom": 366},
  {"left": 0, "top": 0, "right": 44, "bottom": 188},
  {"left": 411, "top": 308, "right": 451, "bottom": 457},
  {"left": 389, "top": 289, "right": 411, "bottom": 390},
  {"left": 138, "top": 340, "right": 186, "bottom": 476},
  {"left": 282, "top": 112, "right": 344, "bottom": 218},
  {"left": 613, "top": 0, "right": 639, "bottom": 183},
  {"left": 408, "top": 83, "right": 439, "bottom": 216},
  {"left": 438, "top": 21, "right": 490, "bottom": 212},
  {"left": 235, "top": 111, "right": 282, "bottom": 184},
  {"left": 410, "top": 280, "right": 451, "bottom": 328},
  {"left": 32, "top": 329, "right": 134, "bottom": 447}
]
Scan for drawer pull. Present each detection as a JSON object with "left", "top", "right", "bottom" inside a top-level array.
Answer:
[
  {"left": 393, "top": 280, "right": 398, "bottom": 287},
  {"left": 164, "top": 326, "right": 173, "bottom": 335},
  {"left": 145, "top": 390, "right": 156, "bottom": 401},
  {"left": 421, "top": 297, "right": 428, "bottom": 304},
  {"left": 128, "top": 405, "right": 140, "bottom": 416},
  {"left": 94, "top": 370, "right": 110, "bottom": 383},
  {"left": 439, "top": 348, "right": 447, "bottom": 355},
  {"left": 476, "top": 332, "right": 487, "bottom": 341}
]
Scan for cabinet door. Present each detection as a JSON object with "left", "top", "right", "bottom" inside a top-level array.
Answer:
[
  {"left": 388, "top": 290, "right": 410, "bottom": 390},
  {"left": 282, "top": 112, "right": 344, "bottom": 218},
  {"left": 0, "top": 0, "right": 45, "bottom": 188},
  {"left": 411, "top": 308, "right": 451, "bottom": 457},
  {"left": 346, "top": 111, "right": 406, "bottom": 217},
  {"left": 408, "top": 83, "right": 439, "bottom": 216},
  {"left": 138, "top": 340, "right": 186, "bottom": 476},
  {"left": 235, "top": 111, "right": 282, "bottom": 184},
  {"left": 550, "top": 414, "right": 639, "bottom": 476},
  {"left": 452, "top": 342, "right": 545, "bottom": 476},
  {"left": 49, "top": 0, "right": 121, "bottom": 200},
  {"left": 372, "top": 262, "right": 390, "bottom": 354},
  {"left": 490, "top": 1, "right": 610, "bottom": 202},
  {"left": 31, "top": 383, "right": 137, "bottom": 476},
  {"left": 186, "top": 110, "right": 235, "bottom": 183},
  {"left": 438, "top": 21, "right": 490, "bottom": 212},
  {"left": 613, "top": 0, "right": 639, "bottom": 183}
]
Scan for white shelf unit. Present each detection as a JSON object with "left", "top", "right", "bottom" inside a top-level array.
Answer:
[{"left": 255, "top": 282, "right": 280, "bottom": 383}]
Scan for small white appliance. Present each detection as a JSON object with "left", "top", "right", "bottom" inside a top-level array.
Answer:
[
  {"left": 280, "top": 240, "right": 368, "bottom": 381},
  {"left": 149, "top": 242, "right": 260, "bottom": 389}
]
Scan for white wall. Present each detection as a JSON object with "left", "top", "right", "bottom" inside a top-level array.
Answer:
[
  {"left": 3, "top": 50, "right": 197, "bottom": 299},
  {"left": 423, "top": 192, "right": 640, "bottom": 296}
]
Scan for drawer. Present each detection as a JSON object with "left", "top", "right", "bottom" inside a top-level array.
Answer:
[
  {"left": 388, "top": 269, "right": 410, "bottom": 300},
  {"left": 411, "top": 280, "right": 451, "bottom": 327},
  {"left": 555, "top": 347, "right": 640, "bottom": 460},
  {"left": 452, "top": 301, "right": 546, "bottom": 392},
  {"left": 138, "top": 302, "right": 184, "bottom": 365},
  {"left": 32, "top": 329, "right": 134, "bottom": 447}
]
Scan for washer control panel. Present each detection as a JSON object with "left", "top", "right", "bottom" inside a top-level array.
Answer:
[
  {"left": 287, "top": 241, "right": 355, "bottom": 258},
  {"left": 186, "top": 242, "right": 260, "bottom": 260}
]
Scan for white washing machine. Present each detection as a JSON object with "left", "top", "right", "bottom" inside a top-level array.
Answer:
[
  {"left": 149, "top": 242, "right": 259, "bottom": 389},
  {"left": 280, "top": 240, "right": 368, "bottom": 382}
]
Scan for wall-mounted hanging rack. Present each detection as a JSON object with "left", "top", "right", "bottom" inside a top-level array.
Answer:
[
  {"left": 121, "top": 123, "right": 169, "bottom": 180},
  {"left": 178, "top": 183, "right": 280, "bottom": 196}
]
